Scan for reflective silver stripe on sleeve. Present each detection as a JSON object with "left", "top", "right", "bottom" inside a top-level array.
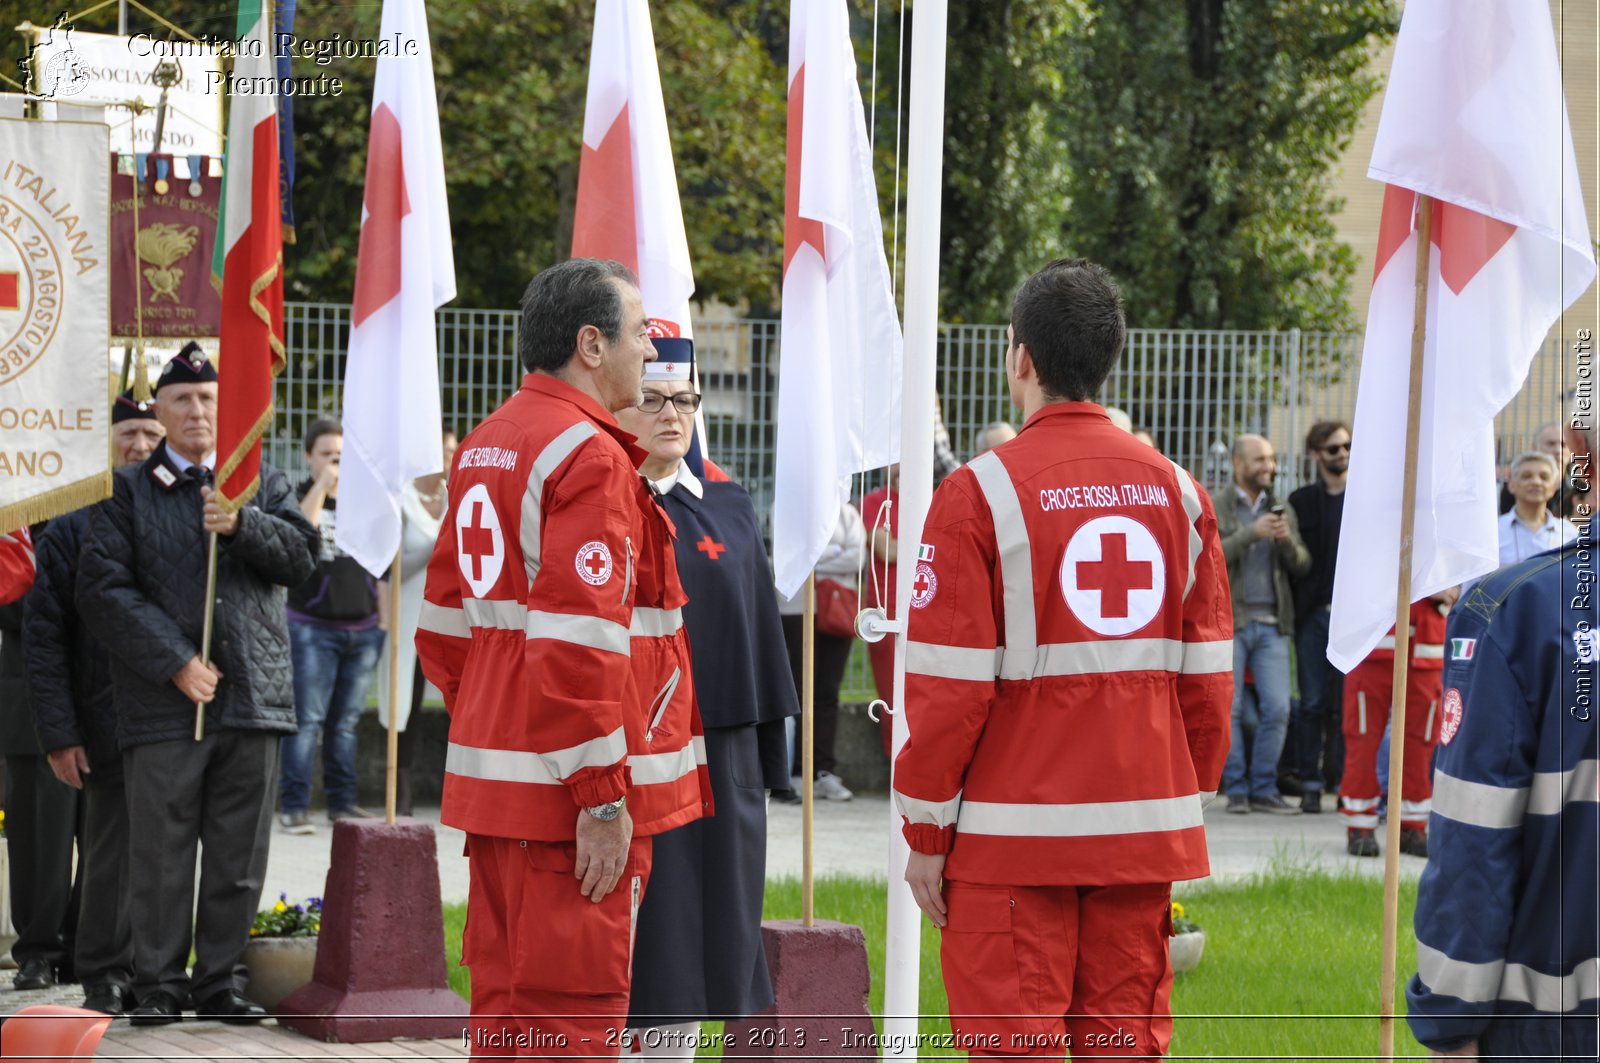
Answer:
[
  {"left": 1530, "top": 757, "right": 1600, "bottom": 816},
  {"left": 1181, "top": 639, "right": 1234, "bottom": 675},
  {"left": 629, "top": 607, "right": 684, "bottom": 638},
  {"left": 628, "top": 743, "right": 700, "bottom": 786},
  {"left": 968, "top": 452, "right": 1037, "bottom": 680},
  {"left": 904, "top": 641, "right": 999, "bottom": 682},
  {"left": 1166, "top": 459, "right": 1204, "bottom": 600},
  {"left": 1415, "top": 643, "right": 1444, "bottom": 659},
  {"left": 417, "top": 601, "right": 469, "bottom": 639},
  {"left": 461, "top": 597, "right": 525, "bottom": 631},
  {"left": 446, "top": 727, "right": 628, "bottom": 785},
  {"left": 526, "top": 610, "right": 630, "bottom": 656},
  {"left": 1416, "top": 941, "right": 1600, "bottom": 1010},
  {"left": 520, "top": 421, "right": 601, "bottom": 584},
  {"left": 894, "top": 789, "right": 963, "bottom": 829},
  {"left": 1427, "top": 762, "right": 1600, "bottom": 827},
  {"left": 957, "top": 794, "right": 1204, "bottom": 837}
]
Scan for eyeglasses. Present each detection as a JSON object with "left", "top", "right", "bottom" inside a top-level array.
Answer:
[
  {"left": 637, "top": 392, "right": 702, "bottom": 414},
  {"left": 1321, "top": 442, "right": 1351, "bottom": 455}
]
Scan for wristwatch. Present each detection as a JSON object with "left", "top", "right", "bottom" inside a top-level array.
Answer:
[{"left": 585, "top": 796, "right": 626, "bottom": 822}]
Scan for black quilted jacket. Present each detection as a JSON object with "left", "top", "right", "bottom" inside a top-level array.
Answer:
[
  {"left": 76, "top": 443, "right": 319, "bottom": 749},
  {"left": 23, "top": 507, "right": 120, "bottom": 767}
]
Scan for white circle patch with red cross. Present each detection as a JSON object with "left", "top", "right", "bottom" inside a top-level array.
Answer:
[
  {"left": 1439, "top": 688, "right": 1464, "bottom": 746},
  {"left": 576, "top": 541, "right": 614, "bottom": 586},
  {"left": 454, "top": 483, "right": 505, "bottom": 599},
  {"left": 1059, "top": 515, "right": 1166, "bottom": 636},
  {"left": 910, "top": 562, "right": 939, "bottom": 609}
]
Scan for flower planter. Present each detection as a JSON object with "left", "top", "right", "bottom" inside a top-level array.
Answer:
[
  {"left": 242, "top": 936, "right": 319, "bottom": 1011},
  {"left": 1169, "top": 930, "right": 1206, "bottom": 974}
]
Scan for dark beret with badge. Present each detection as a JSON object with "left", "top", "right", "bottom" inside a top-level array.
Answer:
[
  {"left": 112, "top": 388, "right": 158, "bottom": 423},
  {"left": 153, "top": 341, "right": 217, "bottom": 393}
]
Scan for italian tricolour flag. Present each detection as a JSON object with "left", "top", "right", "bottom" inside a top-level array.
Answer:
[{"left": 211, "top": 0, "right": 286, "bottom": 511}]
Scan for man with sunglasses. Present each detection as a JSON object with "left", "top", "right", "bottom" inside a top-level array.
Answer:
[{"left": 1287, "top": 421, "right": 1350, "bottom": 813}]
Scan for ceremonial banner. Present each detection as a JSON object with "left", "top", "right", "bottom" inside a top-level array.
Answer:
[
  {"left": 1328, "top": 0, "right": 1596, "bottom": 671},
  {"left": 336, "top": 0, "right": 455, "bottom": 577},
  {"left": 0, "top": 117, "right": 111, "bottom": 528},
  {"left": 210, "top": 0, "right": 285, "bottom": 512},
  {"left": 111, "top": 154, "right": 222, "bottom": 339},
  {"left": 771, "top": 0, "right": 903, "bottom": 598},
  {"left": 572, "top": 0, "right": 695, "bottom": 339}
]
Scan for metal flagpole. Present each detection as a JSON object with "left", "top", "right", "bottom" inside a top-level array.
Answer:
[
  {"left": 881, "top": 0, "right": 948, "bottom": 1054},
  {"left": 386, "top": 550, "right": 403, "bottom": 823},
  {"left": 1379, "top": 192, "right": 1433, "bottom": 1058}
]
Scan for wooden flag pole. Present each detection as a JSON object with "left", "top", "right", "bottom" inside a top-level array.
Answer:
[
  {"left": 385, "top": 550, "right": 403, "bottom": 824},
  {"left": 194, "top": 531, "right": 220, "bottom": 741},
  {"left": 802, "top": 572, "right": 816, "bottom": 927},
  {"left": 1380, "top": 192, "right": 1433, "bottom": 1058}
]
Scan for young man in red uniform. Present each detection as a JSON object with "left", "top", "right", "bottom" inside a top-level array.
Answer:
[
  {"left": 417, "top": 259, "right": 707, "bottom": 1058},
  {"left": 895, "top": 258, "right": 1233, "bottom": 1059},
  {"left": 1338, "top": 592, "right": 1454, "bottom": 858}
]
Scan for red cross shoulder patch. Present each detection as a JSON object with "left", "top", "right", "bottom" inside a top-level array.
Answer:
[
  {"left": 1439, "top": 688, "right": 1464, "bottom": 746},
  {"left": 910, "top": 561, "right": 938, "bottom": 609},
  {"left": 576, "top": 541, "right": 614, "bottom": 586}
]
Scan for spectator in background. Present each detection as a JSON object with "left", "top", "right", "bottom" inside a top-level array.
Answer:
[
  {"left": 1288, "top": 420, "right": 1350, "bottom": 813},
  {"left": 22, "top": 391, "right": 165, "bottom": 1013},
  {"left": 1212, "top": 434, "right": 1310, "bottom": 815},
  {"left": 969, "top": 421, "right": 1016, "bottom": 458},
  {"left": 1105, "top": 406, "right": 1134, "bottom": 432},
  {"left": 375, "top": 425, "right": 457, "bottom": 816},
  {"left": 278, "top": 420, "right": 385, "bottom": 833},
  {"left": 777, "top": 503, "right": 866, "bottom": 802},
  {"left": 77, "top": 347, "right": 318, "bottom": 1023},
  {"left": 1498, "top": 451, "right": 1579, "bottom": 566},
  {"left": 1498, "top": 423, "right": 1577, "bottom": 518},
  {"left": 1132, "top": 426, "right": 1159, "bottom": 452}
]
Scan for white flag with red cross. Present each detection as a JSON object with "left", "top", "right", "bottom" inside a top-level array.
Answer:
[
  {"left": 771, "top": 0, "right": 903, "bottom": 598},
  {"left": 335, "top": 0, "right": 456, "bottom": 578},
  {"left": 1328, "top": 0, "right": 1595, "bottom": 671},
  {"left": 572, "top": 0, "right": 695, "bottom": 339}
]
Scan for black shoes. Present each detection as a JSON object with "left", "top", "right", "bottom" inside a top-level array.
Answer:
[
  {"left": 129, "top": 988, "right": 184, "bottom": 1026},
  {"left": 1249, "top": 794, "right": 1302, "bottom": 815},
  {"left": 1400, "top": 827, "right": 1430, "bottom": 858},
  {"left": 1300, "top": 790, "right": 1323, "bottom": 814},
  {"left": 1347, "top": 827, "right": 1380, "bottom": 857},
  {"left": 196, "top": 987, "right": 267, "bottom": 1024},
  {"left": 1226, "top": 795, "right": 1250, "bottom": 814},
  {"left": 12, "top": 958, "right": 55, "bottom": 991},
  {"left": 768, "top": 788, "right": 801, "bottom": 805},
  {"left": 82, "top": 983, "right": 134, "bottom": 1016}
]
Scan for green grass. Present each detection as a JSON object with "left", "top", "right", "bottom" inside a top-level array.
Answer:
[{"left": 440, "top": 863, "right": 1431, "bottom": 1059}]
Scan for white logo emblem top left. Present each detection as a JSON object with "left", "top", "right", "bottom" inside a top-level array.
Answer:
[
  {"left": 1059, "top": 515, "right": 1166, "bottom": 636},
  {"left": 455, "top": 483, "right": 505, "bottom": 598}
]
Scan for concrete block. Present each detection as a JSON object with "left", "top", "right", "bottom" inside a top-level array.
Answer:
[{"left": 724, "top": 919, "right": 873, "bottom": 1060}]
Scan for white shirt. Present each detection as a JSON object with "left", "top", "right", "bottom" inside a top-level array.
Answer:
[
  {"left": 166, "top": 448, "right": 215, "bottom": 475},
  {"left": 1497, "top": 508, "right": 1579, "bottom": 566}
]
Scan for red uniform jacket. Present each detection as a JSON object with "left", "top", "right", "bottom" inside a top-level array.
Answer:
[
  {"left": 0, "top": 528, "right": 35, "bottom": 605},
  {"left": 893, "top": 404, "right": 1233, "bottom": 886},
  {"left": 1364, "top": 599, "right": 1449, "bottom": 672},
  {"left": 416, "top": 374, "right": 708, "bottom": 841}
]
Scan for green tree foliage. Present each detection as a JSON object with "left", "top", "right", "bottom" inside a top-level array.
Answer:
[{"left": 1056, "top": 0, "right": 1398, "bottom": 331}]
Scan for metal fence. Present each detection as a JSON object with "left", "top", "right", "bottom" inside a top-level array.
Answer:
[{"left": 269, "top": 301, "right": 1578, "bottom": 704}]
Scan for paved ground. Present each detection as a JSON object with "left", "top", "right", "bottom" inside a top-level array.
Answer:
[{"left": 2, "top": 794, "right": 1419, "bottom": 1057}]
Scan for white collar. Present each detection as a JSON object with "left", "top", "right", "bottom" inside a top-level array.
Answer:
[
  {"left": 648, "top": 463, "right": 703, "bottom": 499},
  {"left": 167, "top": 447, "right": 215, "bottom": 474}
]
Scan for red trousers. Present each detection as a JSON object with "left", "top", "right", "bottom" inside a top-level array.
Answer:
[
  {"left": 463, "top": 833, "right": 652, "bottom": 1060},
  {"left": 1339, "top": 661, "right": 1443, "bottom": 831},
  {"left": 940, "top": 879, "right": 1174, "bottom": 1060},
  {"left": 868, "top": 635, "right": 896, "bottom": 758}
]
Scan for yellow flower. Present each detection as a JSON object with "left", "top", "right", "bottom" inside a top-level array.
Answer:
[
  {"left": 273, "top": 900, "right": 287, "bottom": 913},
  {"left": 250, "top": 927, "right": 260, "bottom": 936},
  {"left": 1171, "top": 901, "right": 1185, "bottom": 920}
]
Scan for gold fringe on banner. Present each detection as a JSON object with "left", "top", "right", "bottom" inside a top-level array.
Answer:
[{"left": 0, "top": 470, "right": 114, "bottom": 531}]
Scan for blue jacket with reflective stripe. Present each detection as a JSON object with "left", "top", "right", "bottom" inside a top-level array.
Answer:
[{"left": 1405, "top": 538, "right": 1599, "bottom": 1057}]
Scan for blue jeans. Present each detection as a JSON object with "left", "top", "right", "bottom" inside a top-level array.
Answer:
[
  {"left": 280, "top": 623, "right": 384, "bottom": 814},
  {"left": 1222, "top": 621, "right": 1293, "bottom": 799},
  {"left": 1293, "top": 609, "right": 1344, "bottom": 793}
]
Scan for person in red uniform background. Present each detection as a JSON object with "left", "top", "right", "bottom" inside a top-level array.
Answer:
[
  {"left": 417, "top": 259, "right": 708, "bottom": 1059},
  {"left": 895, "top": 258, "right": 1233, "bottom": 1059},
  {"left": 0, "top": 528, "right": 34, "bottom": 604},
  {"left": 1338, "top": 591, "right": 1455, "bottom": 859}
]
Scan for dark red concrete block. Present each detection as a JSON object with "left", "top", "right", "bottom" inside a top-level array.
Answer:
[
  {"left": 276, "top": 818, "right": 469, "bottom": 1042},
  {"left": 723, "top": 919, "right": 873, "bottom": 1061}
]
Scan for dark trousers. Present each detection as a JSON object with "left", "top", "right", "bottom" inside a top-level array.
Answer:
[
  {"left": 3, "top": 754, "right": 80, "bottom": 973},
  {"left": 75, "top": 762, "right": 133, "bottom": 989},
  {"left": 392, "top": 660, "right": 428, "bottom": 817},
  {"left": 123, "top": 730, "right": 277, "bottom": 1002},
  {"left": 1295, "top": 609, "right": 1346, "bottom": 793},
  {"left": 780, "top": 614, "right": 852, "bottom": 777}
]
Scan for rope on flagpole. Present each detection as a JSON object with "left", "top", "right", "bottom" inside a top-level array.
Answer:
[{"left": 1379, "top": 192, "right": 1433, "bottom": 1059}]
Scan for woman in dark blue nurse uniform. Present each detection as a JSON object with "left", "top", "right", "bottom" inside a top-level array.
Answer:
[{"left": 618, "top": 337, "right": 798, "bottom": 1053}]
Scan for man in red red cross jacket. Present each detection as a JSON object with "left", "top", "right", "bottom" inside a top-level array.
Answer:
[{"left": 894, "top": 259, "right": 1233, "bottom": 1059}]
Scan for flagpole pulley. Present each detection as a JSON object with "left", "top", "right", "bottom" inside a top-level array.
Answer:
[{"left": 854, "top": 605, "right": 899, "bottom": 643}]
